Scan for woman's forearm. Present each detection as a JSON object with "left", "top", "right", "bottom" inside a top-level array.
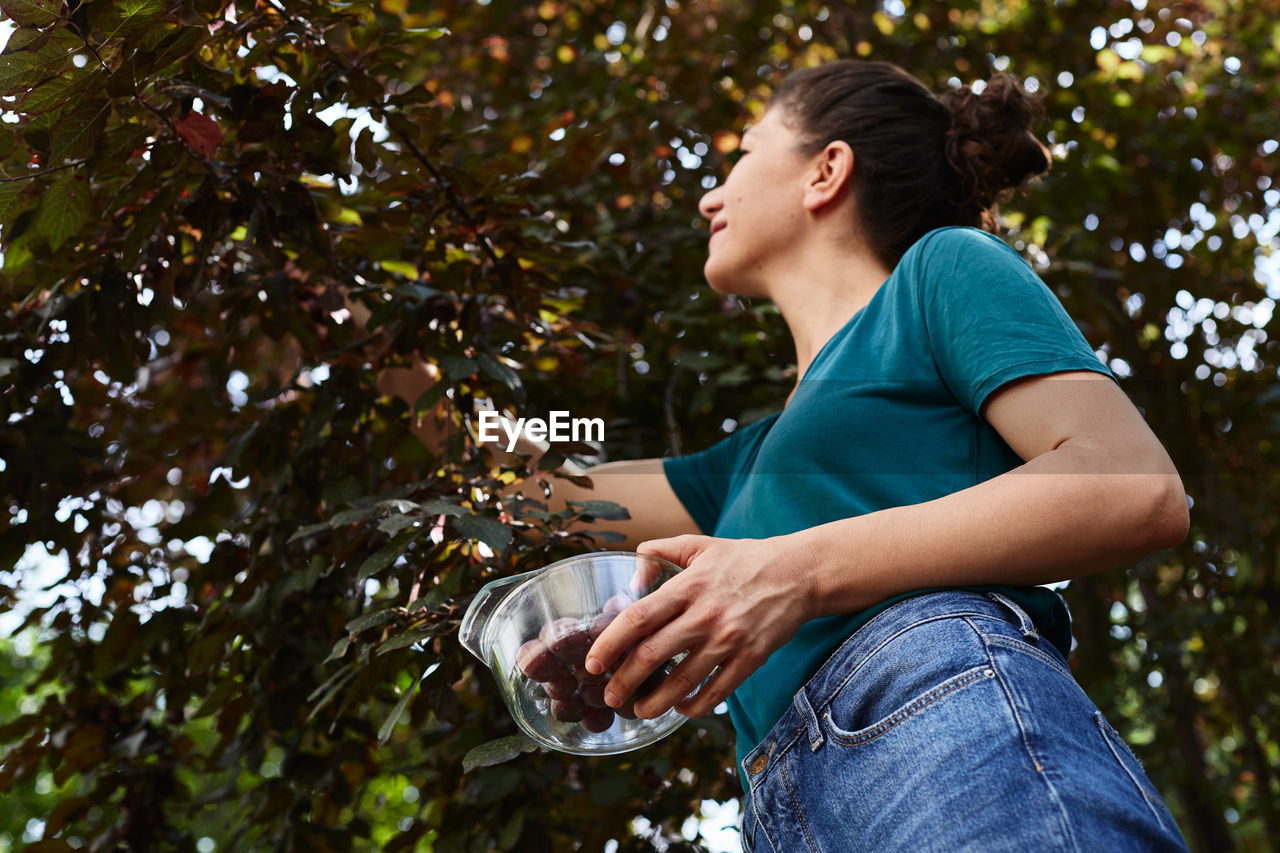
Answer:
[{"left": 790, "top": 441, "right": 1190, "bottom": 619}]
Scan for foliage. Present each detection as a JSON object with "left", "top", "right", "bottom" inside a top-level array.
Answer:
[{"left": 1, "top": 0, "right": 1276, "bottom": 851}]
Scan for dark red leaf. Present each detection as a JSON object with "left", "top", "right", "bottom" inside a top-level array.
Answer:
[{"left": 175, "top": 110, "right": 221, "bottom": 159}]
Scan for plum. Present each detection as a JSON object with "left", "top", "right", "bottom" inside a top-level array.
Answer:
[
  {"left": 540, "top": 617, "right": 592, "bottom": 667},
  {"left": 588, "top": 610, "right": 616, "bottom": 642},
  {"left": 550, "top": 694, "right": 585, "bottom": 723},
  {"left": 580, "top": 705, "right": 615, "bottom": 733},
  {"left": 572, "top": 663, "right": 606, "bottom": 686},
  {"left": 579, "top": 679, "right": 608, "bottom": 709},
  {"left": 602, "top": 593, "right": 633, "bottom": 615},
  {"left": 518, "top": 601, "right": 680, "bottom": 734},
  {"left": 516, "top": 638, "right": 569, "bottom": 683},
  {"left": 543, "top": 673, "right": 578, "bottom": 701}
]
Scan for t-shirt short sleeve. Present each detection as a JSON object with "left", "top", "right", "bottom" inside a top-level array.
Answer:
[
  {"left": 917, "top": 227, "right": 1118, "bottom": 419},
  {"left": 661, "top": 414, "right": 778, "bottom": 535}
]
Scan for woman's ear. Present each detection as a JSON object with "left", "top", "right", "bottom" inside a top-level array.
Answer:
[{"left": 803, "top": 140, "right": 855, "bottom": 212}]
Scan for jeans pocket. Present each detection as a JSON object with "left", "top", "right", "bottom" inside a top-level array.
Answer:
[
  {"left": 820, "top": 615, "right": 993, "bottom": 744},
  {"left": 823, "top": 663, "right": 996, "bottom": 745},
  {"left": 1093, "top": 710, "right": 1170, "bottom": 830}
]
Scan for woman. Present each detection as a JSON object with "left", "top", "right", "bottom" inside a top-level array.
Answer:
[{"left": 379, "top": 59, "right": 1190, "bottom": 850}]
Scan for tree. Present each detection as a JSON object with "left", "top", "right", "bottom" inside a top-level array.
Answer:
[{"left": 1, "top": 0, "right": 1276, "bottom": 850}]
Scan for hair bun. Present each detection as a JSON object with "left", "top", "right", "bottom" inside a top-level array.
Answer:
[{"left": 939, "top": 73, "right": 1053, "bottom": 217}]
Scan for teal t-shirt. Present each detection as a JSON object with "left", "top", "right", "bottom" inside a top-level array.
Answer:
[{"left": 661, "top": 226, "right": 1119, "bottom": 787}]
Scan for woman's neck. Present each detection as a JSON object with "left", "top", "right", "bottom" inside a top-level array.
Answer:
[{"left": 771, "top": 244, "right": 894, "bottom": 390}]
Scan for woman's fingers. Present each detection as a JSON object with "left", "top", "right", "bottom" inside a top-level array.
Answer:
[
  {"left": 597, "top": 618, "right": 691, "bottom": 711},
  {"left": 674, "top": 655, "right": 755, "bottom": 719},
  {"left": 633, "top": 651, "right": 721, "bottom": 719},
  {"left": 584, "top": 584, "right": 682, "bottom": 677}
]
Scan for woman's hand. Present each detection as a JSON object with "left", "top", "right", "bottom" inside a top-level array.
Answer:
[{"left": 583, "top": 534, "right": 819, "bottom": 719}]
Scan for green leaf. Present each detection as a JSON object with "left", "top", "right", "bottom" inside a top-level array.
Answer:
[
  {"left": 286, "top": 520, "right": 332, "bottom": 544},
  {"left": 355, "top": 533, "right": 411, "bottom": 583},
  {"left": 376, "top": 627, "right": 433, "bottom": 655},
  {"left": 0, "top": 0, "right": 60, "bottom": 27},
  {"left": 1, "top": 24, "right": 49, "bottom": 53},
  {"left": 407, "top": 586, "right": 447, "bottom": 613},
  {"left": 412, "top": 380, "right": 448, "bottom": 417},
  {"left": 119, "top": 182, "right": 174, "bottom": 266},
  {"left": 439, "top": 353, "right": 477, "bottom": 379},
  {"left": 345, "top": 608, "right": 399, "bottom": 634},
  {"left": 0, "top": 40, "right": 72, "bottom": 96},
  {"left": 305, "top": 662, "right": 358, "bottom": 721},
  {"left": 89, "top": 122, "right": 150, "bottom": 168},
  {"left": 379, "top": 258, "right": 418, "bottom": 278},
  {"left": 328, "top": 505, "right": 380, "bottom": 527},
  {"left": 222, "top": 422, "right": 257, "bottom": 468},
  {"left": 377, "top": 671, "right": 423, "bottom": 745},
  {"left": 420, "top": 497, "right": 465, "bottom": 517},
  {"left": 477, "top": 351, "right": 522, "bottom": 392},
  {"left": 377, "top": 513, "right": 419, "bottom": 536},
  {"left": 498, "top": 807, "right": 526, "bottom": 850},
  {"left": 93, "top": 607, "right": 139, "bottom": 678},
  {"left": 0, "top": 181, "right": 32, "bottom": 226},
  {"left": 450, "top": 513, "right": 512, "bottom": 552},
  {"left": 567, "top": 499, "right": 631, "bottom": 521},
  {"left": 136, "top": 23, "right": 203, "bottom": 73},
  {"left": 17, "top": 68, "right": 101, "bottom": 114},
  {"left": 394, "top": 281, "right": 438, "bottom": 302},
  {"left": 270, "top": 553, "right": 328, "bottom": 601},
  {"left": 36, "top": 170, "right": 90, "bottom": 251},
  {"left": 50, "top": 97, "right": 110, "bottom": 163},
  {"left": 191, "top": 681, "right": 238, "bottom": 719},
  {"left": 323, "top": 635, "right": 350, "bottom": 663},
  {"left": 99, "top": 0, "right": 162, "bottom": 40},
  {"left": 105, "top": 54, "right": 139, "bottom": 97},
  {"left": 461, "top": 734, "right": 540, "bottom": 773},
  {"left": 228, "top": 584, "right": 268, "bottom": 618}
]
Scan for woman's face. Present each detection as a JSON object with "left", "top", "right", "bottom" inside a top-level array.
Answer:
[{"left": 698, "top": 107, "right": 816, "bottom": 298}]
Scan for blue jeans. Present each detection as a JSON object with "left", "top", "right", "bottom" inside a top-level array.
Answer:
[{"left": 739, "top": 590, "right": 1188, "bottom": 852}]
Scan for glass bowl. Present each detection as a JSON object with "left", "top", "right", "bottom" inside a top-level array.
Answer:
[{"left": 459, "top": 551, "right": 689, "bottom": 755}]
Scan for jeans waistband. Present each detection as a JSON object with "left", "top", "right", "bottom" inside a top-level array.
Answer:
[{"left": 739, "top": 589, "right": 1040, "bottom": 791}]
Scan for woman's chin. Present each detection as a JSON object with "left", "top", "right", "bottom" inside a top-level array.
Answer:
[
  {"left": 703, "top": 268, "right": 761, "bottom": 298},
  {"left": 703, "top": 261, "right": 745, "bottom": 296}
]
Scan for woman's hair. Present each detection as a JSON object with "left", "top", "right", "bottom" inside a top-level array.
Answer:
[{"left": 769, "top": 59, "right": 1052, "bottom": 269}]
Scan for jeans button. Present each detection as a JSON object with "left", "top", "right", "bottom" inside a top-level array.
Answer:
[{"left": 750, "top": 742, "right": 773, "bottom": 775}]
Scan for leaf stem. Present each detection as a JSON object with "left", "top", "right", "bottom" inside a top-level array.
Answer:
[{"left": 0, "top": 160, "right": 87, "bottom": 182}]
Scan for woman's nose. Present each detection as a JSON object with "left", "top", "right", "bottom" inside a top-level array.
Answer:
[{"left": 698, "top": 188, "right": 722, "bottom": 222}]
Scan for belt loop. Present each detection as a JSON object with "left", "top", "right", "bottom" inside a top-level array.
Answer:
[
  {"left": 986, "top": 591, "right": 1039, "bottom": 640},
  {"left": 797, "top": 688, "right": 825, "bottom": 752}
]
